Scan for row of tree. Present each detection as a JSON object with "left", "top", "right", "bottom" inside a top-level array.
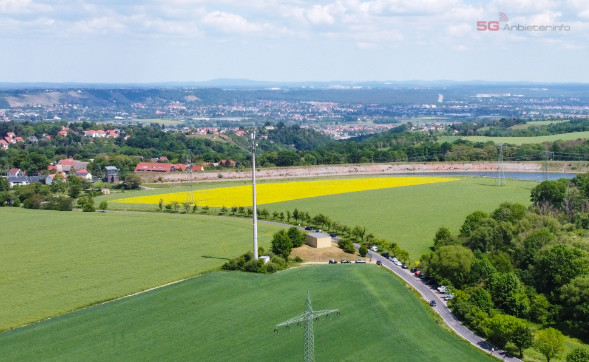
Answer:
[{"left": 7, "top": 120, "right": 589, "bottom": 178}]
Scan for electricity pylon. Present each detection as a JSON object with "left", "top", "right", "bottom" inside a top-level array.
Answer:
[
  {"left": 186, "top": 154, "right": 194, "bottom": 203},
  {"left": 275, "top": 291, "right": 340, "bottom": 362},
  {"left": 497, "top": 144, "right": 505, "bottom": 187},
  {"left": 543, "top": 151, "right": 553, "bottom": 181}
]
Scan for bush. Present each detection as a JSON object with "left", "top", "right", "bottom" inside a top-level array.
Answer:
[
  {"left": 99, "top": 201, "right": 108, "bottom": 210},
  {"left": 338, "top": 238, "right": 356, "bottom": 254},
  {"left": 566, "top": 348, "right": 589, "bottom": 362},
  {"left": 222, "top": 252, "right": 287, "bottom": 274},
  {"left": 359, "top": 244, "right": 368, "bottom": 257},
  {"left": 23, "top": 194, "right": 44, "bottom": 209},
  {"left": 43, "top": 195, "right": 73, "bottom": 211},
  {"left": 287, "top": 227, "right": 306, "bottom": 248}
]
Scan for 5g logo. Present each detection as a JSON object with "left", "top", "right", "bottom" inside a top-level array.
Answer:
[
  {"left": 477, "top": 21, "right": 500, "bottom": 31},
  {"left": 477, "top": 12, "right": 508, "bottom": 31}
]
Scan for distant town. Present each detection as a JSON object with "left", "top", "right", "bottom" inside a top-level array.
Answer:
[{"left": 1, "top": 83, "right": 589, "bottom": 140}]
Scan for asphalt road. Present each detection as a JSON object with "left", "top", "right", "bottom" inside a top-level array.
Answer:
[{"left": 365, "top": 248, "right": 523, "bottom": 362}]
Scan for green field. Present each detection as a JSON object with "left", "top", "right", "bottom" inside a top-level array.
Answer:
[
  {"left": 0, "top": 208, "right": 284, "bottom": 331},
  {"left": 439, "top": 131, "right": 589, "bottom": 145},
  {"left": 0, "top": 266, "right": 494, "bottom": 362},
  {"left": 121, "top": 118, "right": 183, "bottom": 125},
  {"left": 100, "top": 176, "right": 535, "bottom": 261},
  {"left": 263, "top": 177, "right": 535, "bottom": 261},
  {"left": 510, "top": 120, "right": 566, "bottom": 130}
]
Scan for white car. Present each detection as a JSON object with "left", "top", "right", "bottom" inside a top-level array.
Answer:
[
  {"left": 370, "top": 246, "right": 378, "bottom": 252},
  {"left": 394, "top": 260, "right": 402, "bottom": 266}
]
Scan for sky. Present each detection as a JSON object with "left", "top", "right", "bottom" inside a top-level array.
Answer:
[{"left": 1, "top": 0, "right": 588, "bottom": 84}]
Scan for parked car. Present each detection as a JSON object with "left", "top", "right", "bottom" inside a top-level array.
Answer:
[
  {"left": 370, "top": 246, "right": 378, "bottom": 252},
  {"left": 305, "top": 226, "right": 313, "bottom": 230},
  {"left": 341, "top": 259, "right": 351, "bottom": 264},
  {"left": 444, "top": 293, "right": 454, "bottom": 301},
  {"left": 429, "top": 300, "right": 437, "bottom": 307},
  {"left": 381, "top": 252, "right": 390, "bottom": 258},
  {"left": 328, "top": 259, "right": 337, "bottom": 264},
  {"left": 329, "top": 233, "right": 337, "bottom": 237},
  {"left": 415, "top": 270, "right": 421, "bottom": 276},
  {"left": 394, "top": 260, "right": 402, "bottom": 266},
  {"left": 402, "top": 264, "right": 408, "bottom": 269},
  {"left": 437, "top": 286, "right": 447, "bottom": 293},
  {"left": 376, "top": 260, "right": 382, "bottom": 265},
  {"left": 355, "top": 259, "right": 366, "bottom": 264},
  {"left": 410, "top": 267, "right": 417, "bottom": 273}
]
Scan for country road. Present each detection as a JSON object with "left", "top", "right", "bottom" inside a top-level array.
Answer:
[{"left": 364, "top": 248, "right": 522, "bottom": 362}]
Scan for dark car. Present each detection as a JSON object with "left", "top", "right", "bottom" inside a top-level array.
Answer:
[
  {"left": 381, "top": 252, "right": 390, "bottom": 258},
  {"left": 402, "top": 264, "right": 408, "bottom": 269},
  {"left": 329, "top": 233, "right": 337, "bottom": 237},
  {"left": 328, "top": 259, "right": 337, "bottom": 264},
  {"left": 410, "top": 267, "right": 417, "bottom": 273},
  {"left": 305, "top": 226, "right": 313, "bottom": 231},
  {"left": 376, "top": 260, "right": 382, "bottom": 265},
  {"left": 429, "top": 300, "right": 437, "bottom": 307}
]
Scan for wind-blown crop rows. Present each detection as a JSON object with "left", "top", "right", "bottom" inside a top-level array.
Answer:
[{"left": 113, "top": 176, "right": 458, "bottom": 207}]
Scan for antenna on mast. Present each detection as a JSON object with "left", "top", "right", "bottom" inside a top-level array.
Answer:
[{"left": 249, "top": 130, "right": 258, "bottom": 260}]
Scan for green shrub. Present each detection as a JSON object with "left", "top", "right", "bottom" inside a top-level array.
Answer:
[
  {"left": 99, "top": 201, "right": 108, "bottom": 210},
  {"left": 359, "top": 245, "right": 368, "bottom": 257}
]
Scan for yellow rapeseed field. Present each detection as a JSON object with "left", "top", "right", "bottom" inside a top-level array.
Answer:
[{"left": 113, "top": 176, "right": 457, "bottom": 207}]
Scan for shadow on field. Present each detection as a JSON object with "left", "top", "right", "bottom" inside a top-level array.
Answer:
[{"left": 201, "top": 255, "right": 231, "bottom": 260}]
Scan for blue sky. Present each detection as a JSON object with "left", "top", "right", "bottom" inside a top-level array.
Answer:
[{"left": 1, "top": 0, "right": 588, "bottom": 83}]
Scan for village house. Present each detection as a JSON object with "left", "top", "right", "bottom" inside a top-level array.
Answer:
[
  {"left": 134, "top": 162, "right": 204, "bottom": 173},
  {"left": 7, "top": 168, "right": 24, "bottom": 177}
]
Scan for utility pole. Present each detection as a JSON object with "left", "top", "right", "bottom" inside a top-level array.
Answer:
[
  {"left": 274, "top": 291, "right": 339, "bottom": 362},
  {"left": 250, "top": 130, "right": 258, "bottom": 260},
  {"left": 497, "top": 144, "right": 505, "bottom": 187},
  {"left": 544, "top": 151, "right": 553, "bottom": 181}
]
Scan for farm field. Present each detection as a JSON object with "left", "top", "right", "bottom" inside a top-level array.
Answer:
[
  {"left": 112, "top": 176, "right": 458, "bottom": 207},
  {"left": 510, "top": 120, "right": 566, "bottom": 130},
  {"left": 0, "top": 208, "right": 284, "bottom": 332},
  {"left": 102, "top": 176, "right": 536, "bottom": 261},
  {"left": 264, "top": 177, "right": 535, "bottom": 261},
  {"left": 439, "top": 131, "right": 589, "bottom": 145},
  {"left": 0, "top": 266, "right": 495, "bottom": 362}
]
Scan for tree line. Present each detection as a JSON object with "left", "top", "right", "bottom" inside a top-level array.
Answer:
[{"left": 416, "top": 174, "right": 589, "bottom": 358}]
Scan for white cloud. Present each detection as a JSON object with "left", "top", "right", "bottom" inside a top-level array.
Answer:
[
  {"left": 446, "top": 23, "right": 471, "bottom": 37},
  {"left": 0, "top": 0, "right": 51, "bottom": 13},
  {"left": 71, "top": 17, "right": 125, "bottom": 35},
  {"left": 202, "top": 11, "right": 268, "bottom": 34},
  {"left": 306, "top": 4, "right": 336, "bottom": 25}
]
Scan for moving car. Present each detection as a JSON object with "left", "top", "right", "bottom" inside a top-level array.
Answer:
[
  {"left": 429, "top": 300, "right": 437, "bottom": 307},
  {"left": 376, "top": 260, "right": 382, "bottom": 265}
]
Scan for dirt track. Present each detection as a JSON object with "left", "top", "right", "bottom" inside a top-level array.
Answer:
[{"left": 142, "top": 161, "right": 587, "bottom": 184}]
